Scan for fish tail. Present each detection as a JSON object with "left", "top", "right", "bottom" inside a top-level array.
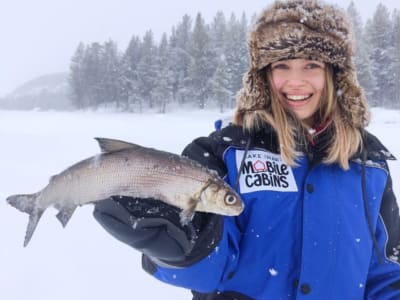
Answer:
[{"left": 6, "top": 192, "right": 44, "bottom": 247}]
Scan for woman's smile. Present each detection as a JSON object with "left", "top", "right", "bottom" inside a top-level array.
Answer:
[{"left": 271, "top": 59, "right": 326, "bottom": 126}]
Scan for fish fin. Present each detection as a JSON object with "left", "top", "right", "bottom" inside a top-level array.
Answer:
[
  {"left": 49, "top": 174, "right": 59, "bottom": 182},
  {"left": 24, "top": 209, "right": 44, "bottom": 247},
  {"left": 6, "top": 192, "right": 44, "bottom": 247},
  {"left": 94, "top": 137, "right": 141, "bottom": 153},
  {"left": 6, "top": 193, "right": 39, "bottom": 214},
  {"left": 179, "top": 209, "right": 195, "bottom": 226},
  {"left": 56, "top": 205, "right": 77, "bottom": 227},
  {"left": 179, "top": 197, "right": 198, "bottom": 226}
]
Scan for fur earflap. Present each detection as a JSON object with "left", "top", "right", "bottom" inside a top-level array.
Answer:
[{"left": 235, "top": 0, "right": 369, "bottom": 130}]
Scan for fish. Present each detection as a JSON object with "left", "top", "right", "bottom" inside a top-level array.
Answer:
[{"left": 6, "top": 137, "right": 244, "bottom": 247}]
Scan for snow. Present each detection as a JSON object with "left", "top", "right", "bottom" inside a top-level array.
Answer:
[
  {"left": 1, "top": 107, "right": 400, "bottom": 299},
  {"left": 268, "top": 268, "right": 279, "bottom": 276}
]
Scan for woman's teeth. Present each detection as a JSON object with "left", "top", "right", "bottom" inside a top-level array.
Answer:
[{"left": 285, "top": 94, "right": 312, "bottom": 101}]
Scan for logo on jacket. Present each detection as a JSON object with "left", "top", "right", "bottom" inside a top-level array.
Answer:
[{"left": 236, "top": 150, "right": 298, "bottom": 193}]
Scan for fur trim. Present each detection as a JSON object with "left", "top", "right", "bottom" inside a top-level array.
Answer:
[{"left": 235, "top": 0, "right": 369, "bottom": 129}]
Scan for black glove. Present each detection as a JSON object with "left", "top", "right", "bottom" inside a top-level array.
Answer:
[{"left": 93, "top": 196, "right": 223, "bottom": 268}]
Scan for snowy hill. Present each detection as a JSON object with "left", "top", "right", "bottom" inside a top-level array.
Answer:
[
  {"left": 12, "top": 73, "right": 68, "bottom": 96},
  {"left": 0, "top": 73, "right": 72, "bottom": 110}
]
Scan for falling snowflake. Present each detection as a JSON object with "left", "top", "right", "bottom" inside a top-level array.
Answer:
[
  {"left": 300, "top": 17, "right": 307, "bottom": 23},
  {"left": 268, "top": 268, "right": 278, "bottom": 276}
]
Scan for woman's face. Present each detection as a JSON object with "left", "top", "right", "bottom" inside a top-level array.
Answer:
[{"left": 270, "top": 58, "right": 326, "bottom": 127}]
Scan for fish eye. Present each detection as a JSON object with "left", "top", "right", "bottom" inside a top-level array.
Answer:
[{"left": 224, "top": 193, "right": 237, "bottom": 205}]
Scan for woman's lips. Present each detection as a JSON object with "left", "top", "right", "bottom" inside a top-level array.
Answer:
[{"left": 284, "top": 93, "right": 313, "bottom": 101}]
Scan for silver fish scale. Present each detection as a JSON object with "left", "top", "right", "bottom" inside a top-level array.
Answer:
[{"left": 37, "top": 148, "right": 213, "bottom": 211}]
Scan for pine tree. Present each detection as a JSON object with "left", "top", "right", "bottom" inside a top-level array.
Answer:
[
  {"left": 390, "top": 9, "right": 400, "bottom": 108},
  {"left": 189, "top": 13, "right": 216, "bottom": 109},
  {"left": 237, "top": 13, "right": 249, "bottom": 93},
  {"left": 153, "top": 33, "right": 172, "bottom": 113},
  {"left": 366, "top": 4, "right": 394, "bottom": 107},
  {"left": 120, "top": 35, "right": 142, "bottom": 111},
  {"left": 347, "top": 1, "right": 376, "bottom": 102},
  {"left": 211, "top": 56, "right": 232, "bottom": 113},
  {"left": 83, "top": 42, "right": 104, "bottom": 108},
  {"left": 171, "top": 15, "right": 193, "bottom": 105},
  {"left": 225, "top": 13, "right": 249, "bottom": 101},
  {"left": 68, "top": 42, "right": 86, "bottom": 109},
  {"left": 167, "top": 27, "right": 180, "bottom": 103},
  {"left": 137, "top": 30, "right": 158, "bottom": 110},
  {"left": 100, "top": 40, "right": 121, "bottom": 108},
  {"left": 210, "top": 11, "right": 228, "bottom": 57}
]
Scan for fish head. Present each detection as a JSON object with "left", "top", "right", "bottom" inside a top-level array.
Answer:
[{"left": 196, "top": 178, "right": 244, "bottom": 216}]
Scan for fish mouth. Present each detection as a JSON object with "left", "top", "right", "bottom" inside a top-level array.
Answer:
[{"left": 284, "top": 93, "right": 313, "bottom": 102}]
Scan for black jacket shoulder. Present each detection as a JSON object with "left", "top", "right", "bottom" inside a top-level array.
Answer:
[
  {"left": 360, "top": 130, "right": 400, "bottom": 262},
  {"left": 182, "top": 123, "right": 279, "bottom": 178},
  {"left": 362, "top": 130, "right": 396, "bottom": 161}
]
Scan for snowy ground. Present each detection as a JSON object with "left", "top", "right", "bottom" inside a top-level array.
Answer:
[{"left": 1, "top": 108, "right": 399, "bottom": 300}]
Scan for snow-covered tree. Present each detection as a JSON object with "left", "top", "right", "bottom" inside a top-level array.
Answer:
[
  {"left": 211, "top": 56, "right": 232, "bottom": 112},
  {"left": 224, "top": 13, "right": 249, "bottom": 101},
  {"left": 188, "top": 13, "right": 216, "bottom": 109},
  {"left": 69, "top": 42, "right": 86, "bottom": 109},
  {"left": 347, "top": 1, "right": 376, "bottom": 102},
  {"left": 172, "top": 15, "right": 193, "bottom": 105},
  {"left": 137, "top": 30, "right": 158, "bottom": 109},
  {"left": 83, "top": 42, "right": 105, "bottom": 108},
  {"left": 153, "top": 33, "right": 172, "bottom": 113},
  {"left": 120, "top": 35, "right": 142, "bottom": 111},
  {"left": 100, "top": 40, "right": 121, "bottom": 108},
  {"left": 366, "top": 4, "right": 394, "bottom": 107},
  {"left": 390, "top": 9, "right": 400, "bottom": 107},
  {"left": 210, "top": 11, "right": 228, "bottom": 57}
]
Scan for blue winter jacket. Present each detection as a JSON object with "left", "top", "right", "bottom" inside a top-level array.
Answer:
[{"left": 148, "top": 124, "right": 400, "bottom": 299}]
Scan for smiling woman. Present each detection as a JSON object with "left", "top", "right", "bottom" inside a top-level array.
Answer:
[{"left": 269, "top": 59, "right": 326, "bottom": 127}]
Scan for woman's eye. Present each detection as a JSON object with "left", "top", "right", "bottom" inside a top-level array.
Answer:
[
  {"left": 272, "top": 63, "right": 289, "bottom": 70},
  {"left": 306, "top": 63, "right": 323, "bottom": 69}
]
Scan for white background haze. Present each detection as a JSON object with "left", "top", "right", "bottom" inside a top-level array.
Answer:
[
  {"left": 1, "top": 108, "right": 400, "bottom": 299},
  {"left": 1, "top": 0, "right": 399, "bottom": 97}
]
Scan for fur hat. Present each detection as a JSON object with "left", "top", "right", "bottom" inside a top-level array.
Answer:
[{"left": 235, "top": 0, "right": 369, "bottom": 129}]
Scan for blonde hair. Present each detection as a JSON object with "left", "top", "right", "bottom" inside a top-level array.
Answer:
[{"left": 234, "top": 65, "right": 363, "bottom": 170}]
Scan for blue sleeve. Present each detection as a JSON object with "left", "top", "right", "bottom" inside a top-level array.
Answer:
[
  {"left": 151, "top": 216, "right": 241, "bottom": 293},
  {"left": 365, "top": 215, "right": 400, "bottom": 298}
]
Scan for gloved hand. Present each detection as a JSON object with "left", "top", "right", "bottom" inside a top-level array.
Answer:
[{"left": 93, "top": 196, "right": 223, "bottom": 267}]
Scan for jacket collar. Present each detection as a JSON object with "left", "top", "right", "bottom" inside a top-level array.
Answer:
[{"left": 211, "top": 123, "right": 396, "bottom": 162}]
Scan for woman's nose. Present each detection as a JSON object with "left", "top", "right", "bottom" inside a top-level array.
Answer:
[
  {"left": 286, "top": 78, "right": 306, "bottom": 87},
  {"left": 285, "top": 69, "right": 307, "bottom": 86}
]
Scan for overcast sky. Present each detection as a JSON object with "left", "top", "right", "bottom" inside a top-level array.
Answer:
[{"left": 1, "top": 0, "right": 399, "bottom": 97}]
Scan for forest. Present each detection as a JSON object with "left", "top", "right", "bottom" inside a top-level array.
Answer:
[{"left": 17, "top": 2, "right": 400, "bottom": 112}]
